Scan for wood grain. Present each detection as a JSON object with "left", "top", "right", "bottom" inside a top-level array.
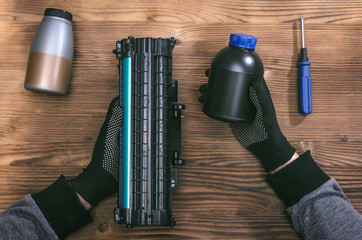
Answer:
[{"left": 1, "top": 0, "right": 362, "bottom": 239}]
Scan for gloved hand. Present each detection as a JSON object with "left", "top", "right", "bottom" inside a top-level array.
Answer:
[
  {"left": 199, "top": 70, "right": 295, "bottom": 172},
  {"left": 70, "top": 96, "right": 123, "bottom": 206}
]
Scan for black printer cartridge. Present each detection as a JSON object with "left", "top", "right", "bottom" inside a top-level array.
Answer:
[{"left": 113, "top": 37, "right": 184, "bottom": 228}]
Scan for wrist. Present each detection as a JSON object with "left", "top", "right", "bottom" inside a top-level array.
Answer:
[
  {"left": 270, "top": 152, "right": 299, "bottom": 174},
  {"left": 69, "top": 168, "right": 118, "bottom": 206},
  {"left": 266, "top": 151, "right": 330, "bottom": 207},
  {"left": 248, "top": 137, "right": 296, "bottom": 171},
  {"left": 76, "top": 193, "right": 92, "bottom": 211},
  {"left": 69, "top": 181, "right": 92, "bottom": 211}
]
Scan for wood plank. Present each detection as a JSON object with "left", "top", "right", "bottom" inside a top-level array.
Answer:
[
  {"left": 1, "top": 140, "right": 361, "bottom": 168},
  {"left": 2, "top": 0, "right": 362, "bottom": 24}
]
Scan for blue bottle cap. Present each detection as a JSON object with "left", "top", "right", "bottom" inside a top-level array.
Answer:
[{"left": 229, "top": 33, "right": 257, "bottom": 49}]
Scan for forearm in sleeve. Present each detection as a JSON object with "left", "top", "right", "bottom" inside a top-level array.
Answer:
[
  {"left": 0, "top": 195, "right": 58, "bottom": 239},
  {"left": 266, "top": 151, "right": 362, "bottom": 239},
  {"left": 0, "top": 175, "right": 92, "bottom": 240}
]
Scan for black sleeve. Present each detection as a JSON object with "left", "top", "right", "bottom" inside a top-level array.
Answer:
[
  {"left": 266, "top": 151, "right": 330, "bottom": 207},
  {"left": 32, "top": 175, "right": 92, "bottom": 239}
]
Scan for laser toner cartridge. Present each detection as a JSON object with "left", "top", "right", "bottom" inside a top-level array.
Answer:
[{"left": 113, "top": 36, "right": 184, "bottom": 228}]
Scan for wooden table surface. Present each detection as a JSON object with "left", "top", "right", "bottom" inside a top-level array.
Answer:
[{"left": 1, "top": 0, "right": 362, "bottom": 239}]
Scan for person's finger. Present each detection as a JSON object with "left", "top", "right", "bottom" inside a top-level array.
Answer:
[
  {"left": 199, "top": 95, "right": 205, "bottom": 104},
  {"left": 205, "top": 68, "right": 210, "bottom": 77},
  {"left": 199, "top": 84, "right": 207, "bottom": 94}
]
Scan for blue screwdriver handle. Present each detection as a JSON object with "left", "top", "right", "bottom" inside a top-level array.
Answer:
[{"left": 298, "top": 61, "right": 312, "bottom": 114}]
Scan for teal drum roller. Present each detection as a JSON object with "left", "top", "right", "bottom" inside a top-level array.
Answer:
[{"left": 122, "top": 56, "right": 131, "bottom": 209}]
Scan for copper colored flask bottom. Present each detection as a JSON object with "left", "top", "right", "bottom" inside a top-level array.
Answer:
[{"left": 24, "top": 51, "right": 71, "bottom": 95}]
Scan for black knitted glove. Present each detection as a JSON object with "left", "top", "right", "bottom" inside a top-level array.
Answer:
[
  {"left": 70, "top": 96, "right": 122, "bottom": 206},
  {"left": 199, "top": 70, "right": 295, "bottom": 172},
  {"left": 230, "top": 78, "right": 295, "bottom": 171}
]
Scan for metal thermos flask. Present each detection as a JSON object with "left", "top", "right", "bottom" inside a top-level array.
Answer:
[
  {"left": 24, "top": 8, "right": 73, "bottom": 95},
  {"left": 202, "top": 33, "right": 264, "bottom": 122}
]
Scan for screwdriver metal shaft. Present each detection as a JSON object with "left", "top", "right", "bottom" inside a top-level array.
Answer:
[
  {"left": 301, "top": 16, "right": 305, "bottom": 48},
  {"left": 299, "top": 15, "right": 312, "bottom": 114}
]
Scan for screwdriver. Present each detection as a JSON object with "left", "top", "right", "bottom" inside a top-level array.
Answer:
[{"left": 299, "top": 16, "right": 312, "bottom": 114}]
